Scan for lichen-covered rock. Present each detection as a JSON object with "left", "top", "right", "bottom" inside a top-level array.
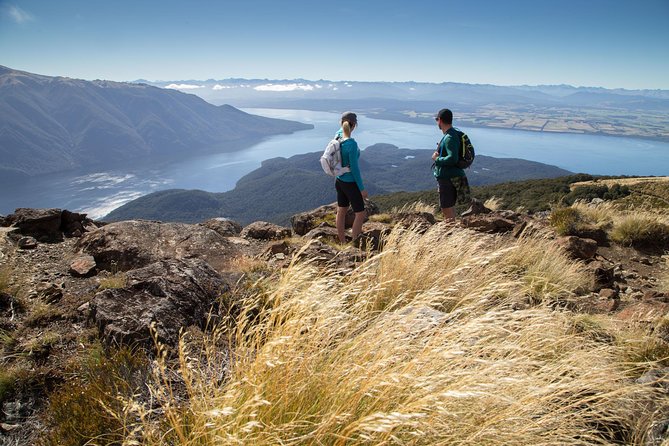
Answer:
[
  {"left": 90, "top": 258, "right": 229, "bottom": 349},
  {"left": 201, "top": 217, "right": 242, "bottom": 236},
  {"left": 241, "top": 221, "right": 291, "bottom": 240},
  {"left": 76, "top": 220, "right": 243, "bottom": 272}
]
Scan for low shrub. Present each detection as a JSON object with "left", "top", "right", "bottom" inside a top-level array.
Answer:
[{"left": 549, "top": 207, "right": 581, "bottom": 236}]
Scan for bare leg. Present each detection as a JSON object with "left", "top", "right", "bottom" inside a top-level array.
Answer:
[
  {"left": 352, "top": 210, "right": 366, "bottom": 240},
  {"left": 441, "top": 207, "right": 456, "bottom": 222},
  {"left": 336, "top": 206, "right": 348, "bottom": 243}
]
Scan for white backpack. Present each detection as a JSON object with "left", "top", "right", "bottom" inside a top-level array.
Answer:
[{"left": 320, "top": 137, "right": 351, "bottom": 177}]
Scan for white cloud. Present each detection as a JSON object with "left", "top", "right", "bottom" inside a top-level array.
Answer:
[
  {"left": 164, "top": 83, "right": 204, "bottom": 90},
  {"left": 213, "top": 84, "right": 234, "bottom": 90},
  {"left": 253, "top": 83, "right": 314, "bottom": 92},
  {"left": 6, "top": 4, "right": 34, "bottom": 23}
]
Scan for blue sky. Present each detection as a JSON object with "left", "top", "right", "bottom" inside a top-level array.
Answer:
[{"left": 1, "top": 0, "right": 667, "bottom": 89}]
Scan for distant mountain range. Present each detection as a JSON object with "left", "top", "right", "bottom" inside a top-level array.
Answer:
[
  {"left": 104, "top": 143, "right": 571, "bottom": 225},
  {"left": 0, "top": 66, "right": 312, "bottom": 179},
  {"left": 148, "top": 78, "right": 669, "bottom": 141}
]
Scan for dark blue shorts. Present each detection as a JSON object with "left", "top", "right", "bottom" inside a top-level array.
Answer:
[
  {"left": 336, "top": 179, "right": 365, "bottom": 212},
  {"left": 437, "top": 178, "right": 457, "bottom": 209}
]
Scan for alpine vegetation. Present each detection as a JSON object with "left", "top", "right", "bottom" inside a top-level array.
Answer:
[{"left": 115, "top": 224, "right": 663, "bottom": 445}]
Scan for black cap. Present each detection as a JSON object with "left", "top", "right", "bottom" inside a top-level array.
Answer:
[
  {"left": 435, "top": 108, "right": 453, "bottom": 124},
  {"left": 341, "top": 111, "right": 357, "bottom": 125}
]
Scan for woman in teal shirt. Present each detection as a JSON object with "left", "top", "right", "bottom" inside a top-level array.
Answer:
[{"left": 335, "top": 111, "right": 367, "bottom": 243}]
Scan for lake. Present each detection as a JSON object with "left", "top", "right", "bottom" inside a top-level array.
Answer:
[{"left": 1, "top": 108, "right": 668, "bottom": 219}]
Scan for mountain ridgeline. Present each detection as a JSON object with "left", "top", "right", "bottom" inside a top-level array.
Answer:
[
  {"left": 104, "top": 143, "right": 571, "bottom": 224},
  {"left": 0, "top": 66, "right": 312, "bottom": 179}
]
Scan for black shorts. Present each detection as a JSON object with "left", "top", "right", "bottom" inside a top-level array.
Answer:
[
  {"left": 336, "top": 179, "right": 365, "bottom": 212},
  {"left": 437, "top": 178, "right": 457, "bottom": 209}
]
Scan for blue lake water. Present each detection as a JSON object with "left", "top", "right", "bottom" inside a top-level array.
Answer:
[{"left": 1, "top": 108, "right": 667, "bottom": 219}]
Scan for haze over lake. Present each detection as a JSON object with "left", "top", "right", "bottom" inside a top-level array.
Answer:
[{"left": 1, "top": 108, "right": 667, "bottom": 220}]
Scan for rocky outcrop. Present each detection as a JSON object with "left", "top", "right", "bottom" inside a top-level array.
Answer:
[
  {"left": 2, "top": 208, "right": 97, "bottom": 241},
  {"left": 76, "top": 220, "right": 243, "bottom": 272},
  {"left": 90, "top": 258, "right": 229, "bottom": 349},
  {"left": 290, "top": 200, "right": 380, "bottom": 236},
  {"left": 241, "top": 221, "right": 291, "bottom": 240},
  {"left": 201, "top": 218, "right": 242, "bottom": 237}
]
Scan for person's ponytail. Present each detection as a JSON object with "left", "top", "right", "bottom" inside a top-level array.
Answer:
[{"left": 342, "top": 121, "right": 352, "bottom": 139}]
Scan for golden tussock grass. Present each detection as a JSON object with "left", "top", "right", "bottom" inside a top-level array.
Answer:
[
  {"left": 390, "top": 201, "right": 436, "bottom": 215},
  {"left": 483, "top": 196, "right": 502, "bottom": 211},
  {"left": 111, "top": 226, "right": 663, "bottom": 445},
  {"left": 609, "top": 215, "right": 669, "bottom": 247}
]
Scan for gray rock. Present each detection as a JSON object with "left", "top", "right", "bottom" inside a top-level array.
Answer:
[
  {"left": 76, "top": 220, "right": 243, "bottom": 272},
  {"left": 304, "top": 226, "right": 341, "bottom": 243},
  {"left": 636, "top": 367, "right": 669, "bottom": 390},
  {"left": 90, "top": 258, "right": 229, "bottom": 349},
  {"left": 241, "top": 221, "right": 291, "bottom": 240},
  {"left": 201, "top": 217, "right": 242, "bottom": 237}
]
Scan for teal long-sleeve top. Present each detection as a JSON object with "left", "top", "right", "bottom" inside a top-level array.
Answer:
[
  {"left": 433, "top": 127, "right": 466, "bottom": 179},
  {"left": 335, "top": 129, "right": 365, "bottom": 191}
]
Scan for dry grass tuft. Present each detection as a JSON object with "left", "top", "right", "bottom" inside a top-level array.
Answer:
[
  {"left": 484, "top": 196, "right": 503, "bottom": 211},
  {"left": 102, "top": 225, "right": 666, "bottom": 445},
  {"left": 98, "top": 272, "right": 128, "bottom": 290},
  {"left": 609, "top": 215, "right": 669, "bottom": 248},
  {"left": 391, "top": 201, "right": 436, "bottom": 215}
]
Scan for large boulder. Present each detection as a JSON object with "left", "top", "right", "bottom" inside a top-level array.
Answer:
[
  {"left": 90, "top": 258, "right": 229, "bottom": 349},
  {"left": 76, "top": 220, "right": 243, "bottom": 272},
  {"left": 3, "top": 208, "right": 97, "bottom": 241},
  {"left": 201, "top": 218, "right": 242, "bottom": 237},
  {"left": 241, "top": 221, "right": 291, "bottom": 240},
  {"left": 290, "top": 200, "right": 380, "bottom": 236},
  {"left": 5, "top": 208, "right": 62, "bottom": 241}
]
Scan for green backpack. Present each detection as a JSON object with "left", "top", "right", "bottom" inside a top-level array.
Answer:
[{"left": 452, "top": 128, "right": 475, "bottom": 169}]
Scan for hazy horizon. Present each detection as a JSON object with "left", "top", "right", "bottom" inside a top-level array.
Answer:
[{"left": 1, "top": 0, "right": 667, "bottom": 90}]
